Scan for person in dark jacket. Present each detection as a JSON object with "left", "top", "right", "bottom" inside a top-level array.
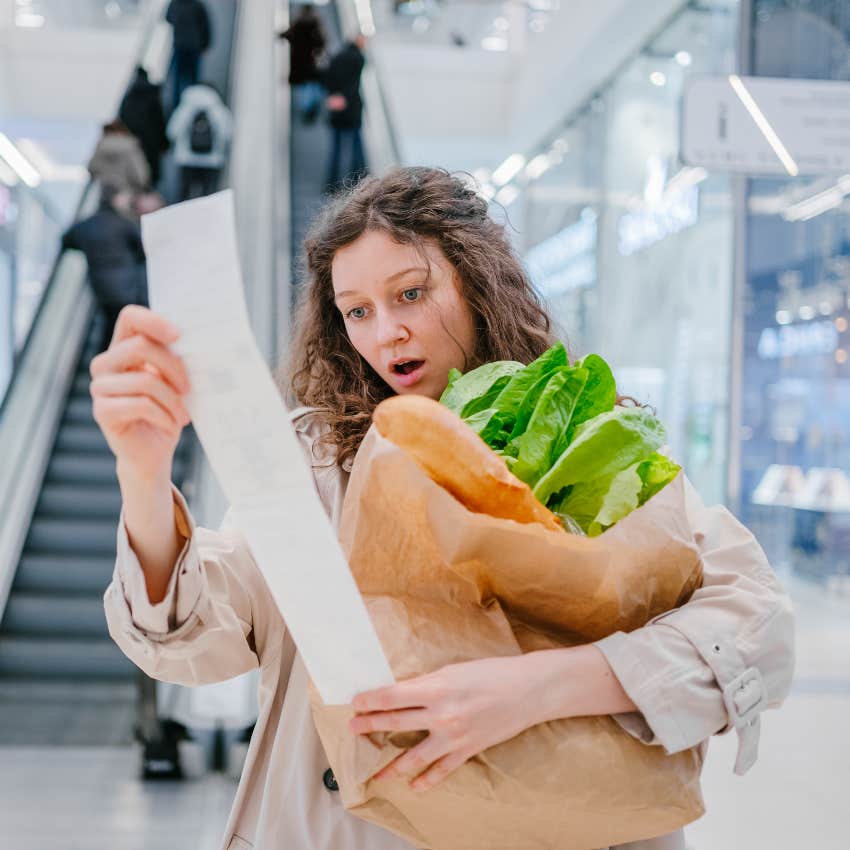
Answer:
[
  {"left": 323, "top": 34, "right": 368, "bottom": 192},
  {"left": 166, "top": 0, "right": 212, "bottom": 107},
  {"left": 279, "top": 5, "right": 326, "bottom": 123},
  {"left": 119, "top": 67, "right": 170, "bottom": 186},
  {"left": 62, "top": 188, "right": 148, "bottom": 352}
]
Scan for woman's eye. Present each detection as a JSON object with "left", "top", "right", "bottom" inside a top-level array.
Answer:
[
  {"left": 402, "top": 288, "right": 422, "bottom": 303},
  {"left": 347, "top": 306, "right": 367, "bottom": 320}
]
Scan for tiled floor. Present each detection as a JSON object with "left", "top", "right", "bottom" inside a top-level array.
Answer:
[
  {"left": 1, "top": 571, "right": 845, "bottom": 849},
  {"left": 0, "top": 688, "right": 847, "bottom": 850}
]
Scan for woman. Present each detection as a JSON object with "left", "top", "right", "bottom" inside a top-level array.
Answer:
[{"left": 93, "top": 167, "right": 794, "bottom": 850}]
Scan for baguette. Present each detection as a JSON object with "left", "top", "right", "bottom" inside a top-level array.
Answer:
[{"left": 373, "top": 395, "right": 562, "bottom": 532}]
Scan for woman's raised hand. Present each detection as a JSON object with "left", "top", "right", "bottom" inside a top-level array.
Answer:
[{"left": 90, "top": 305, "right": 191, "bottom": 482}]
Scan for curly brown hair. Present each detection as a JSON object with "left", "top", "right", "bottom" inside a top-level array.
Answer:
[{"left": 286, "top": 166, "right": 557, "bottom": 468}]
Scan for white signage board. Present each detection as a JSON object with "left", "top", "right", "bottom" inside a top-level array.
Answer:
[{"left": 682, "top": 75, "right": 850, "bottom": 176}]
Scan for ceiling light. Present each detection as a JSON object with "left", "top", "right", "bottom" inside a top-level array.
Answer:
[
  {"left": 775, "top": 310, "right": 792, "bottom": 325},
  {"left": 495, "top": 185, "right": 520, "bottom": 206},
  {"left": 650, "top": 71, "right": 666, "bottom": 87},
  {"left": 729, "top": 74, "right": 798, "bottom": 177},
  {"left": 15, "top": 11, "right": 45, "bottom": 27},
  {"left": 0, "top": 133, "right": 41, "bottom": 187},
  {"left": 492, "top": 154, "right": 526, "bottom": 187},
  {"left": 525, "top": 153, "right": 555, "bottom": 180},
  {"left": 782, "top": 177, "right": 850, "bottom": 222},
  {"left": 493, "top": 16, "right": 509, "bottom": 31},
  {"left": 799, "top": 305, "right": 815, "bottom": 320},
  {"left": 481, "top": 36, "right": 508, "bottom": 51},
  {"left": 675, "top": 51, "right": 692, "bottom": 67},
  {"left": 836, "top": 317, "right": 848, "bottom": 333}
]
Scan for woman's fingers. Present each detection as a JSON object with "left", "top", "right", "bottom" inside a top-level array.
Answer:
[
  {"left": 409, "top": 750, "right": 470, "bottom": 792},
  {"left": 91, "top": 333, "right": 190, "bottom": 395},
  {"left": 373, "top": 734, "right": 448, "bottom": 784},
  {"left": 93, "top": 395, "right": 182, "bottom": 437},
  {"left": 91, "top": 371, "right": 191, "bottom": 427},
  {"left": 350, "top": 708, "right": 430, "bottom": 736},
  {"left": 111, "top": 304, "right": 180, "bottom": 347},
  {"left": 352, "top": 677, "right": 435, "bottom": 713}
]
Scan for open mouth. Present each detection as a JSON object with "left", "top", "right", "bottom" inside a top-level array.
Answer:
[{"left": 392, "top": 360, "right": 425, "bottom": 376}]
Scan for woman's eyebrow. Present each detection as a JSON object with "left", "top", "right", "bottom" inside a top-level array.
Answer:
[{"left": 333, "top": 267, "right": 428, "bottom": 301}]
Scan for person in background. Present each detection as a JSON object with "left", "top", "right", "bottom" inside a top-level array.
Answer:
[
  {"left": 61, "top": 187, "right": 148, "bottom": 353},
  {"left": 166, "top": 0, "right": 212, "bottom": 107},
  {"left": 166, "top": 82, "right": 232, "bottom": 201},
  {"left": 279, "top": 5, "right": 327, "bottom": 124},
  {"left": 322, "top": 34, "right": 368, "bottom": 192},
  {"left": 119, "top": 66, "right": 170, "bottom": 187},
  {"left": 87, "top": 121, "right": 151, "bottom": 197}
]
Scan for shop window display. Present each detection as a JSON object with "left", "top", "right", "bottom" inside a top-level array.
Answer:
[
  {"left": 517, "top": 1, "right": 739, "bottom": 505},
  {"left": 740, "top": 0, "right": 850, "bottom": 614}
]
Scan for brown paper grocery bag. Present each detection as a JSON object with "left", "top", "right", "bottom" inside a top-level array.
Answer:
[{"left": 310, "top": 428, "right": 705, "bottom": 850}]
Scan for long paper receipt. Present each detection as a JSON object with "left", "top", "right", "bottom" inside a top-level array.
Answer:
[{"left": 142, "top": 190, "right": 394, "bottom": 705}]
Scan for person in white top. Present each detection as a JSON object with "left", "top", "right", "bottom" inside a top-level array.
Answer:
[
  {"left": 166, "top": 82, "right": 232, "bottom": 201},
  {"left": 92, "top": 167, "right": 794, "bottom": 850}
]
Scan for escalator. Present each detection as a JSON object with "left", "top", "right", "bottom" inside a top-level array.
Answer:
[
  {"left": 0, "top": 0, "right": 237, "bottom": 747},
  {"left": 0, "top": 0, "right": 399, "bottom": 752}
]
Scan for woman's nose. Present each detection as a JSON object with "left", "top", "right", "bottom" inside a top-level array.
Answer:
[{"left": 376, "top": 311, "right": 410, "bottom": 345}]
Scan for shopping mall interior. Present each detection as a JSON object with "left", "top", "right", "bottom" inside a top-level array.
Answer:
[{"left": 0, "top": 1, "right": 848, "bottom": 848}]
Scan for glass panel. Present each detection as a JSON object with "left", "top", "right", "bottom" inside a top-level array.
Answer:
[
  {"left": 515, "top": 1, "right": 739, "bottom": 505},
  {"left": 741, "top": 0, "right": 850, "bottom": 684}
]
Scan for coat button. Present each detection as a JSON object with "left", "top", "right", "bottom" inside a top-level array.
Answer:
[{"left": 323, "top": 768, "right": 339, "bottom": 791}]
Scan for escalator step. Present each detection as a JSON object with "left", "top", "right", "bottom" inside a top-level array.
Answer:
[
  {"left": 53, "top": 423, "right": 110, "bottom": 454},
  {"left": 2, "top": 593, "right": 109, "bottom": 639},
  {"left": 72, "top": 373, "right": 92, "bottom": 396},
  {"left": 14, "top": 553, "right": 116, "bottom": 595},
  {"left": 46, "top": 451, "right": 184, "bottom": 486},
  {"left": 0, "top": 637, "right": 135, "bottom": 679},
  {"left": 37, "top": 484, "right": 122, "bottom": 519},
  {"left": 64, "top": 396, "right": 95, "bottom": 425},
  {"left": 26, "top": 517, "right": 119, "bottom": 555}
]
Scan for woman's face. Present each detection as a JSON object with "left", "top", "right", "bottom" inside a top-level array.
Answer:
[{"left": 332, "top": 229, "right": 477, "bottom": 400}]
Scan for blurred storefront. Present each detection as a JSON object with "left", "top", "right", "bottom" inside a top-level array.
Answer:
[
  {"left": 740, "top": 0, "right": 850, "bottom": 603},
  {"left": 514, "top": 0, "right": 739, "bottom": 505},
  {"left": 511, "top": 0, "right": 850, "bottom": 630}
]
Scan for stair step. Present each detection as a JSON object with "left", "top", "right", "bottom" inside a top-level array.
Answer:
[
  {"left": 2, "top": 593, "right": 109, "bottom": 638},
  {"left": 36, "top": 483, "right": 122, "bottom": 519},
  {"left": 0, "top": 637, "right": 136, "bottom": 679},
  {"left": 14, "top": 553, "right": 116, "bottom": 595},
  {"left": 71, "top": 372, "right": 92, "bottom": 396},
  {"left": 45, "top": 453, "right": 116, "bottom": 485},
  {"left": 45, "top": 452, "right": 185, "bottom": 486},
  {"left": 26, "top": 517, "right": 118, "bottom": 555},
  {"left": 53, "top": 423, "right": 110, "bottom": 454},
  {"left": 64, "top": 396, "right": 95, "bottom": 425}
]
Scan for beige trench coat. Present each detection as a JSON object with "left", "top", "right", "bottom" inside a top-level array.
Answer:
[{"left": 104, "top": 409, "right": 795, "bottom": 850}]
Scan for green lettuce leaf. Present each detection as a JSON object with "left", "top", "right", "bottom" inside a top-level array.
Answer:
[
  {"left": 636, "top": 452, "right": 681, "bottom": 504},
  {"left": 533, "top": 406, "right": 667, "bottom": 504},
  {"left": 552, "top": 463, "right": 643, "bottom": 537},
  {"left": 508, "top": 367, "right": 588, "bottom": 487},
  {"left": 439, "top": 361, "right": 523, "bottom": 417}
]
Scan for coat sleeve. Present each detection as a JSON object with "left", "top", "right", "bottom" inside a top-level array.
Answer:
[
  {"left": 103, "top": 409, "right": 336, "bottom": 689},
  {"left": 103, "top": 485, "right": 285, "bottom": 687},
  {"left": 593, "top": 476, "right": 795, "bottom": 775}
]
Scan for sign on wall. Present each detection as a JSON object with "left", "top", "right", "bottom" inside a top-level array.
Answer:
[{"left": 682, "top": 75, "right": 850, "bottom": 177}]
